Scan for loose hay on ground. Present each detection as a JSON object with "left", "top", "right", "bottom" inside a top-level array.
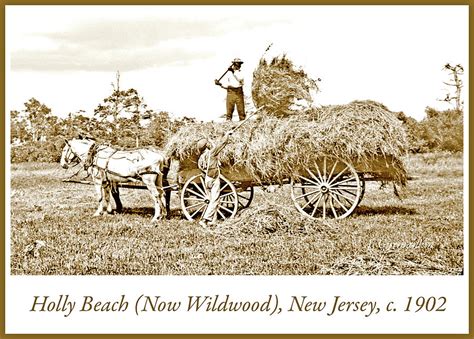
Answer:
[{"left": 216, "top": 204, "right": 328, "bottom": 236}]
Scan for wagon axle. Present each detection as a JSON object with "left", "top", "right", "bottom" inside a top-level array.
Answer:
[{"left": 320, "top": 184, "right": 330, "bottom": 194}]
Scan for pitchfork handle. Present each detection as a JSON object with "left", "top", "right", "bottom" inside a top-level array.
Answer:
[
  {"left": 228, "top": 106, "right": 265, "bottom": 134},
  {"left": 216, "top": 64, "right": 233, "bottom": 83}
]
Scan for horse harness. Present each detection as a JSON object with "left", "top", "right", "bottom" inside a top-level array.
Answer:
[{"left": 83, "top": 142, "right": 161, "bottom": 182}]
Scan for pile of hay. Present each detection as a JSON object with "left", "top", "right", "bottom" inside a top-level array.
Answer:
[
  {"left": 164, "top": 100, "right": 408, "bottom": 185},
  {"left": 252, "top": 55, "right": 320, "bottom": 117},
  {"left": 216, "top": 204, "right": 327, "bottom": 236}
]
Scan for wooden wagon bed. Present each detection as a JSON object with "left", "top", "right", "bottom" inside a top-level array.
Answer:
[{"left": 176, "top": 153, "right": 406, "bottom": 221}]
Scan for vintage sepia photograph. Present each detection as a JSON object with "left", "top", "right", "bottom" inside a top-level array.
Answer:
[{"left": 7, "top": 5, "right": 466, "bottom": 277}]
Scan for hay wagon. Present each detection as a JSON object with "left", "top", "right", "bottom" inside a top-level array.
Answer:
[
  {"left": 63, "top": 152, "right": 401, "bottom": 221},
  {"left": 176, "top": 154, "right": 401, "bottom": 221}
]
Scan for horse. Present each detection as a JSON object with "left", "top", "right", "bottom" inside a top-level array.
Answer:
[{"left": 60, "top": 137, "right": 170, "bottom": 222}]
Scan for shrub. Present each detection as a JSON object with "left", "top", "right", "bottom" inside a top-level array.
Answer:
[
  {"left": 420, "top": 108, "right": 463, "bottom": 153},
  {"left": 11, "top": 136, "right": 65, "bottom": 163}
]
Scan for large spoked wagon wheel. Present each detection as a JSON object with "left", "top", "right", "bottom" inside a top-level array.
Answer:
[
  {"left": 180, "top": 173, "right": 239, "bottom": 221},
  {"left": 291, "top": 156, "right": 362, "bottom": 220}
]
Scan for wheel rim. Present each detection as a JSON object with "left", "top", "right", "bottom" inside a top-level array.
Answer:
[
  {"left": 235, "top": 184, "right": 254, "bottom": 210},
  {"left": 356, "top": 173, "right": 365, "bottom": 207},
  {"left": 291, "top": 156, "right": 361, "bottom": 220},
  {"left": 180, "top": 174, "right": 239, "bottom": 221}
]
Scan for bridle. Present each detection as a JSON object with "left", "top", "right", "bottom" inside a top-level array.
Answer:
[{"left": 63, "top": 139, "right": 92, "bottom": 168}]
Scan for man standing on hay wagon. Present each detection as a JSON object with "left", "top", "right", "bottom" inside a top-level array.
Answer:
[
  {"left": 214, "top": 58, "right": 246, "bottom": 121},
  {"left": 196, "top": 131, "right": 232, "bottom": 228}
]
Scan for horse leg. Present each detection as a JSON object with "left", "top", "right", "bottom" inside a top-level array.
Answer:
[
  {"left": 101, "top": 181, "right": 114, "bottom": 214},
  {"left": 105, "top": 182, "right": 114, "bottom": 214},
  {"left": 110, "top": 183, "right": 123, "bottom": 213},
  {"left": 93, "top": 182, "right": 106, "bottom": 217},
  {"left": 156, "top": 173, "right": 167, "bottom": 221},
  {"left": 142, "top": 173, "right": 167, "bottom": 223},
  {"left": 162, "top": 164, "right": 171, "bottom": 217},
  {"left": 165, "top": 190, "right": 171, "bottom": 218},
  {"left": 162, "top": 175, "right": 171, "bottom": 218}
]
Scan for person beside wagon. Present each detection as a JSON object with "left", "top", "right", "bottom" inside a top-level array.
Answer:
[{"left": 196, "top": 131, "right": 232, "bottom": 229}]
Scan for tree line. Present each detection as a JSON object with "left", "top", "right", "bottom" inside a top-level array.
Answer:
[{"left": 10, "top": 72, "right": 196, "bottom": 163}]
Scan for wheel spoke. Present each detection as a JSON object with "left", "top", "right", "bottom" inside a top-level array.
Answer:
[
  {"left": 331, "top": 176, "right": 357, "bottom": 186},
  {"left": 338, "top": 188, "right": 357, "bottom": 197},
  {"left": 327, "top": 159, "right": 338, "bottom": 181},
  {"left": 219, "top": 182, "right": 231, "bottom": 193},
  {"left": 301, "top": 191, "right": 322, "bottom": 210},
  {"left": 314, "top": 162, "right": 325, "bottom": 183},
  {"left": 186, "top": 201, "right": 206, "bottom": 210},
  {"left": 292, "top": 184, "right": 319, "bottom": 189},
  {"left": 186, "top": 187, "right": 206, "bottom": 199},
  {"left": 219, "top": 204, "right": 235, "bottom": 215},
  {"left": 190, "top": 204, "right": 206, "bottom": 218},
  {"left": 191, "top": 181, "right": 207, "bottom": 197},
  {"left": 217, "top": 209, "right": 226, "bottom": 219},
  {"left": 310, "top": 194, "right": 324, "bottom": 218},
  {"left": 334, "top": 185, "right": 359, "bottom": 190},
  {"left": 323, "top": 156, "right": 327, "bottom": 181},
  {"left": 331, "top": 193, "right": 349, "bottom": 212},
  {"left": 329, "top": 196, "right": 338, "bottom": 218},
  {"left": 294, "top": 189, "right": 319, "bottom": 200},
  {"left": 327, "top": 166, "right": 349, "bottom": 185},
  {"left": 332, "top": 189, "right": 357, "bottom": 206},
  {"left": 298, "top": 175, "right": 320, "bottom": 186},
  {"left": 237, "top": 194, "right": 250, "bottom": 201},
  {"left": 307, "top": 168, "right": 323, "bottom": 185},
  {"left": 220, "top": 191, "right": 235, "bottom": 198},
  {"left": 198, "top": 176, "right": 208, "bottom": 194},
  {"left": 184, "top": 197, "right": 204, "bottom": 202},
  {"left": 340, "top": 194, "right": 355, "bottom": 207},
  {"left": 322, "top": 196, "right": 327, "bottom": 219}
]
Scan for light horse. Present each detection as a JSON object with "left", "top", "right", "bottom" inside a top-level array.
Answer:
[{"left": 60, "top": 137, "right": 170, "bottom": 222}]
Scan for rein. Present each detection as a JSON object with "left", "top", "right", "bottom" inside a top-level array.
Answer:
[{"left": 66, "top": 162, "right": 89, "bottom": 180}]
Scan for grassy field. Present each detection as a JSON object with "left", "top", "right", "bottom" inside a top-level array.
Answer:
[{"left": 9, "top": 152, "right": 464, "bottom": 275}]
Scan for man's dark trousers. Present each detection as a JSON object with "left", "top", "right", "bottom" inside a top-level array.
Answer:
[{"left": 226, "top": 87, "right": 245, "bottom": 121}]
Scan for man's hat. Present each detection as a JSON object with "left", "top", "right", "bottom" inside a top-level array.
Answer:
[{"left": 232, "top": 58, "right": 244, "bottom": 64}]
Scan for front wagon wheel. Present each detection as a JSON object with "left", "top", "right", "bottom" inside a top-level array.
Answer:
[
  {"left": 180, "top": 173, "right": 238, "bottom": 221},
  {"left": 291, "top": 156, "right": 362, "bottom": 220}
]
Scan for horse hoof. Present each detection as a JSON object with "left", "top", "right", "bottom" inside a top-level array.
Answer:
[{"left": 151, "top": 216, "right": 164, "bottom": 223}]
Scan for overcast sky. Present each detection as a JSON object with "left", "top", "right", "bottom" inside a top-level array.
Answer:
[{"left": 6, "top": 5, "right": 468, "bottom": 121}]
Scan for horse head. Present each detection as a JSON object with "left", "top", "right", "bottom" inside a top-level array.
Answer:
[{"left": 60, "top": 138, "right": 95, "bottom": 169}]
